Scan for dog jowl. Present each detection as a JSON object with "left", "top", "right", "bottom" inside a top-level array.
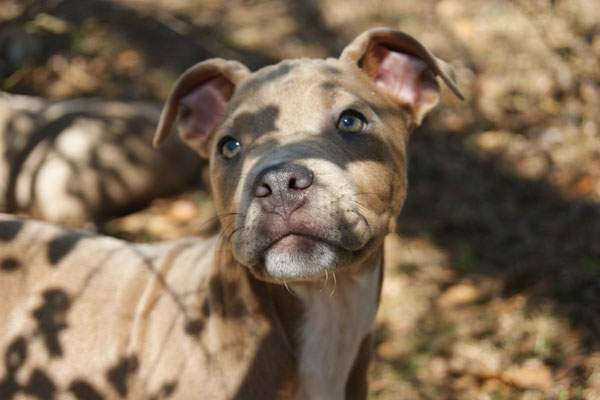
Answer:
[{"left": 0, "top": 28, "right": 462, "bottom": 400}]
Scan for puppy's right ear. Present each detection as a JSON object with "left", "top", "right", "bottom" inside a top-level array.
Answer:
[
  {"left": 340, "top": 28, "right": 464, "bottom": 128},
  {"left": 153, "top": 59, "right": 250, "bottom": 158}
]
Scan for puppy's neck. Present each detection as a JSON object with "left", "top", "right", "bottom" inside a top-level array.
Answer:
[
  {"left": 289, "top": 251, "right": 383, "bottom": 400},
  {"left": 212, "top": 241, "right": 383, "bottom": 399}
]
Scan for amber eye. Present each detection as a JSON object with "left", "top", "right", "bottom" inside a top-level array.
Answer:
[
  {"left": 337, "top": 111, "right": 366, "bottom": 133},
  {"left": 219, "top": 137, "right": 242, "bottom": 159}
]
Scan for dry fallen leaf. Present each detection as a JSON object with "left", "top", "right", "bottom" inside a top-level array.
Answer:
[
  {"left": 501, "top": 365, "right": 553, "bottom": 391},
  {"left": 438, "top": 283, "right": 483, "bottom": 307},
  {"left": 167, "top": 199, "right": 199, "bottom": 223}
]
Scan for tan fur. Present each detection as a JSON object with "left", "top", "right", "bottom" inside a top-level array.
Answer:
[{"left": 0, "top": 28, "right": 462, "bottom": 399}]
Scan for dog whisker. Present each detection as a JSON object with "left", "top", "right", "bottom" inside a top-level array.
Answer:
[
  {"left": 348, "top": 198, "right": 368, "bottom": 209},
  {"left": 225, "top": 223, "right": 246, "bottom": 244},
  {"left": 283, "top": 280, "right": 296, "bottom": 297},
  {"left": 216, "top": 219, "right": 238, "bottom": 248},
  {"left": 193, "top": 212, "right": 240, "bottom": 233},
  {"left": 353, "top": 191, "right": 383, "bottom": 196},
  {"left": 211, "top": 211, "right": 240, "bottom": 220},
  {"left": 329, "top": 271, "right": 337, "bottom": 297},
  {"left": 318, "top": 270, "right": 329, "bottom": 293},
  {"left": 350, "top": 209, "right": 373, "bottom": 241}
]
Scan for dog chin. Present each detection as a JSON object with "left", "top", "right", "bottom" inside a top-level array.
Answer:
[{"left": 261, "top": 235, "right": 349, "bottom": 281}]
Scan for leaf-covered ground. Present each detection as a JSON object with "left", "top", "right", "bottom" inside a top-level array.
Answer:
[{"left": 2, "top": 0, "right": 599, "bottom": 398}]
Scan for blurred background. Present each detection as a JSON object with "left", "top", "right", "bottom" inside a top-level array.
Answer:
[{"left": 1, "top": 0, "right": 599, "bottom": 398}]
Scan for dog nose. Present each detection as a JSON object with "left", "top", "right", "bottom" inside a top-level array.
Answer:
[{"left": 254, "top": 163, "right": 313, "bottom": 215}]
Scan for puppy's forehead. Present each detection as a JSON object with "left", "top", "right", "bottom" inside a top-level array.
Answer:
[
  {"left": 240, "top": 58, "right": 343, "bottom": 92},
  {"left": 230, "top": 58, "right": 355, "bottom": 111}
]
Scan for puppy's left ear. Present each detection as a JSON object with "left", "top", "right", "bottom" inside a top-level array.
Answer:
[
  {"left": 153, "top": 59, "right": 250, "bottom": 157},
  {"left": 341, "top": 28, "right": 464, "bottom": 126}
]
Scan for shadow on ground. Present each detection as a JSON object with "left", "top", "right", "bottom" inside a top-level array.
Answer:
[{"left": 401, "top": 124, "right": 600, "bottom": 339}]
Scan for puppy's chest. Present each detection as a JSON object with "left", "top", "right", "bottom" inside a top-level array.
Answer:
[{"left": 293, "top": 265, "right": 381, "bottom": 400}]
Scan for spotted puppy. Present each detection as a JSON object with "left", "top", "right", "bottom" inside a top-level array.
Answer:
[{"left": 0, "top": 28, "right": 463, "bottom": 400}]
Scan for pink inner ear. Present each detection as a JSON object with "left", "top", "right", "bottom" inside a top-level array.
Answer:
[
  {"left": 372, "top": 45, "right": 439, "bottom": 109},
  {"left": 179, "top": 76, "right": 230, "bottom": 144}
]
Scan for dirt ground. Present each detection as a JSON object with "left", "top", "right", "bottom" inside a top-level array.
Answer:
[{"left": 1, "top": 0, "right": 599, "bottom": 398}]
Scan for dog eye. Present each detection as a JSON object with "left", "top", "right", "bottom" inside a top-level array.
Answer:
[
  {"left": 219, "top": 137, "right": 242, "bottom": 159},
  {"left": 337, "top": 111, "right": 366, "bottom": 133}
]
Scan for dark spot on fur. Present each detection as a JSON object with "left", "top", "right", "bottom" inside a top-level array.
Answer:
[
  {"left": 159, "top": 381, "right": 177, "bottom": 398},
  {"left": 233, "top": 105, "right": 280, "bottom": 137},
  {"left": 252, "top": 63, "right": 295, "bottom": 88},
  {"left": 227, "top": 284, "right": 248, "bottom": 318},
  {"left": 209, "top": 276, "right": 225, "bottom": 314},
  {"left": 0, "top": 337, "right": 28, "bottom": 399},
  {"left": 47, "top": 233, "right": 82, "bottom": 265},
  {"left": 184, "top": 319, "right": 205, "bottom": 337},
  {"left": 0, "top": 220, "right": 24, "bottom": 242},
  {"left": 106, "top": 355, "right": 139, "bottom": 397},
  {"left": 149, "top": 380, "right": 178, "bottom": 400},
  {"left": 321, "top": 82, "right": 336, "bottom": 91},
  {"left": 1, "top": 257, "right": 21, "bottom": 272},
  {"left": 202, "top": 299, "right": 211, "bottom": 317},
  {"left": 70, "top": 380, "right": 105, "bottom": 400},
  {"left": 4, "top": 336, "right": 27, "bottom": 371},
  {"left": 23, "top": 368, "right": 56, "bottom": 399},
  {"left": 32, "top": 289, "right": 70, "bottom": 357},
  {"left": 0, "top": 375, "right": 19, "bottom": 399},
  {"left": 209, "top": 276, "right": 248, "bottom": 319},
  {"left": 321, "top": 66, "right": 342, "bottom": 75},
  {"left": 262, "top": 63, "right": 293, "bottom": 82},
  {"left": 235, "top": 63, "right": 295, "bottom": 101}
]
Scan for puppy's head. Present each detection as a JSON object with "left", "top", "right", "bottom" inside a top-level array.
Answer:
[{"left": 154, "top": 28, "right": 463, "bottom": 283}]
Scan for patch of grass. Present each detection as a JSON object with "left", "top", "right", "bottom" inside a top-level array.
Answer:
[
  {"left": 453, "top": 242, "right": 479, "bottom": 272},
  {"left": 579, "top": 256, "right": 600, "bottom": 276},
  {"left": 490, "top": 390, "right": 504, "bottom": 400}
]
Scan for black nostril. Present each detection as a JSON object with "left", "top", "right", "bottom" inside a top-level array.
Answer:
[{"left": 291, "top": 170, "right": 313, "bottom": 190}]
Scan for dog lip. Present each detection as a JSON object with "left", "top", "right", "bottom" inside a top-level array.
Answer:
[
  {"left": 265, "top": 232, "right": 322, "bottom": 250},
  {"left": 263, "top": 231, "right": 355, "bottom": 254},
  {"left": 263, "top": 232, "right": 332, "bottom": 254}
]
